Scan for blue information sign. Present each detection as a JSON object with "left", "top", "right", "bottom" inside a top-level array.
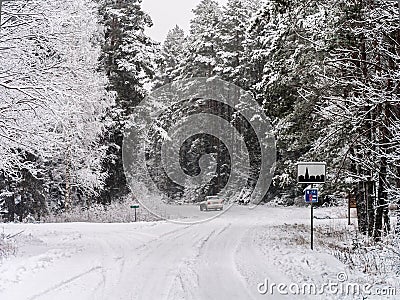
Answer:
[{"left": 305, "top": 189, "right": 318, "bottom": 203}]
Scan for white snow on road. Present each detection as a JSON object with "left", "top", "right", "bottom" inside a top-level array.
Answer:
[{"left": 0, "top": 205, "right": 398, "bottom": 300}]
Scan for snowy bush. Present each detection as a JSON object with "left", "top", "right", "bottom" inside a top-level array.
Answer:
[
  {"left": 0, "top": 231, "right": 17, "bottom": 260},
  {"left": 315, "top": 224, "right": 400, "bottom": 280},
  {"left": 392, "top": 236, "right": 400, "bottom": 275},
  {"left": 43, "top": 196, "right": 161, "bottom": 223},
  {"left": 274, "top": 221, "right": 400, "bottom": 290}
]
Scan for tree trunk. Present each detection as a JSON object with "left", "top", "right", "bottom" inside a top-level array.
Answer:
[
  {"left": 356, "top": 180, "right": 367, "bottom": 234},
  {"left": 5, "top": 195, "right": 15, "bottom": 222},
  {"left": 365, "top": 179, "right": 375, "bottom": 237},
  {"left": 374, "top": 101, "right": 390, "bottom": 240}
]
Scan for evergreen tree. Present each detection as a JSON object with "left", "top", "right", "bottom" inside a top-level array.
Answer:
[
  {"left": 177, "top": 0, "right": 222, "bottom": 78},
  {"left": 157, "top": 25, "right": 186, "bottom": 85},
  {"left": 97, "top": 0, "right": 158, "bottom": 203},
  {"left": 244, "top": 0, "right": 329, "bottom": 200},
  {"left": 215, "top": 0, "right": 261, "bottom": 86}
]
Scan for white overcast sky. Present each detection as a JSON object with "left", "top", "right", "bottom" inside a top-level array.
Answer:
[{"left": 141, "top": 0, "right": 229, "bottom": 43}]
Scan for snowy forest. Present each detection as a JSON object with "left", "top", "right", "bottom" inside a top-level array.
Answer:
[{"left": 0, "top": 0, "right": 399, "bottom": 243}]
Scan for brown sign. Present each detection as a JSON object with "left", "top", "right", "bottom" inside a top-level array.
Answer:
[{"left": 349, "top": 195, "right": 357, "bottom": 209}]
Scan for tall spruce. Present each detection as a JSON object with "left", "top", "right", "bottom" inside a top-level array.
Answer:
[
  {"left": 98, "top": 0, "right": 157, "bottom": 203},
  {"left": 177, "top": 0, "right": 222, "bottom": 78},
  {"left": 244, "top": 0, "right": 329, "bottom": 200},
  {"left": 215, "top": 0, "right": 261, "bottom": 86},
  {"left": 157, "top": 25, "right": 186, "bottom": 85}
]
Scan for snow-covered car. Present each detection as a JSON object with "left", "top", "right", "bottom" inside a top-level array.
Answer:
[{"left": 200, "top": 196, "right": 223, "bottom": 211}]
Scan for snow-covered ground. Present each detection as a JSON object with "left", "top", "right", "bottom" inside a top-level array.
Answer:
[{"left": 0, "top": 205, "right": 398, "bottom": 300}]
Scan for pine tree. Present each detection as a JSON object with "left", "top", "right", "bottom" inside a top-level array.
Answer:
[
  {"left": 157, "top": 25, "right": 185, "bottom": 85},
  {"left": 215, "top": 0, "right": 261, "bottom": 86},
  {"left": 97, "top": 0, "right": 157, "bottom": 204},
  {"left": 243, "top": 0, "right": 329, "bottom": 200},
  {"left": 177, "top": 0, "right": 222, "bottom": 78}
]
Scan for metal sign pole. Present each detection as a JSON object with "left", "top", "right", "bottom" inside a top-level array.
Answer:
[
  {"left": 135, "top": 207, "right": 137, "bottom": 222},
  {"left": 298, "top": 162, "right": 325, "bottom": 251},
  {"left": 311, "top": 200, "right": 314, "bottom": 250},
  {"left": 310, "top": 184, "right": 315, "bottom": 250}
]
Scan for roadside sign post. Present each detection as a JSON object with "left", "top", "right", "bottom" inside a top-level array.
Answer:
[
  {"left": 305, "top": 188, "right": 318, "bottom": 250},
  {"left": 130, "top": 205, "right": 139, "bottom": 222},
  {"left": 298, "top": 162, "right": 326, "bottom": 251},
  {"left": 311, "top": 201, "right": 314, "bottom": 250}
]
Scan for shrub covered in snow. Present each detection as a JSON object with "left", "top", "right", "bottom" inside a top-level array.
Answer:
[
  {"left": 43, "top": 197, "right": 161, "bottom": 223},
  {"left": 0, "top": 232, "right": 17, "bottom": 260}
]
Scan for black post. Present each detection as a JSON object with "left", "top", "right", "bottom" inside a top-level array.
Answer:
[
  {"left": 311, "top": 200, "right": 314, "bottom": 250},
  {"left": 134, "top": 207, "right": 137, "bottom": 222}
]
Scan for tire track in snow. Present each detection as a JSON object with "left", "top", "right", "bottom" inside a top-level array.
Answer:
[
  {"left": 27, "top": 266, "right": 103, "bottom": 300},
  {"left": 166, "top": 223, "right": 234, "bottom": 300},
  {"left": 193, "top": 222, "right": 255, "bottom": 300},
  {"left": 127, "top": 223, "right": 219, "bottom": 300},
  {"left": 167, "top": 228, "right": 218, "bottom": 299}
]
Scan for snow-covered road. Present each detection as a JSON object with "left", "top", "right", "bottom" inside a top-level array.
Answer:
[{"left": 0, "top": 206, "right": 389, "bottom": 300}]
